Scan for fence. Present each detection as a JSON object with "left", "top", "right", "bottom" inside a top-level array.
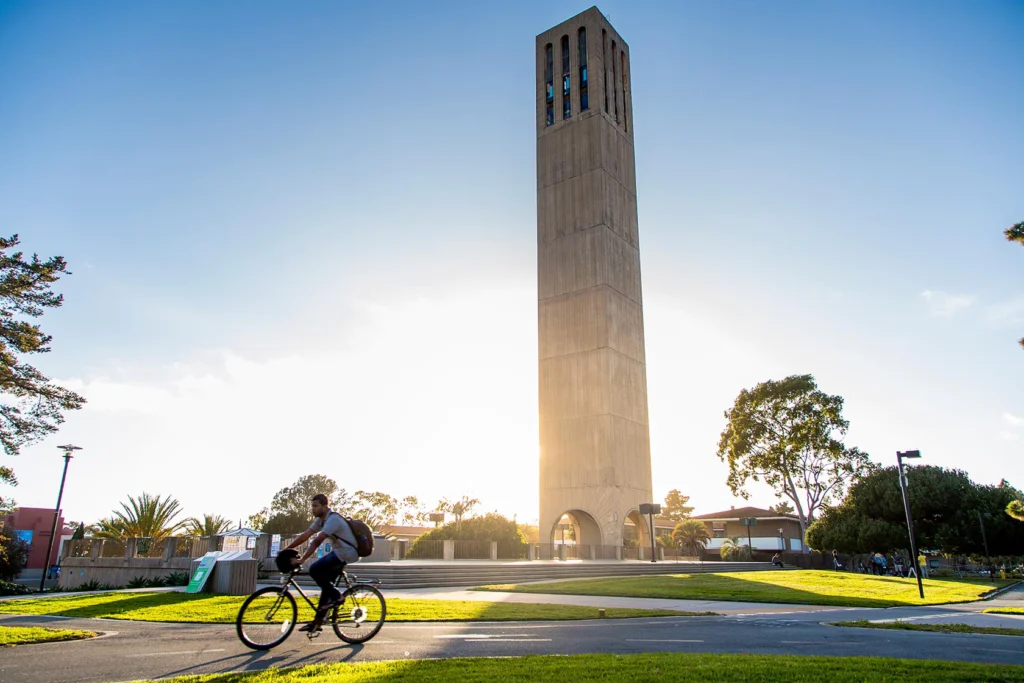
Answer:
[
  {"left": 496, "top": 541, "right": 529, "bottom": 560},
  {"left": 134, "top": 538, "right": 166, "bottom": 559},
  {"left": 66, "top": 539, "right": 91, "bottom": 558},
  {"left": 406, "top": 539, "right": 444, "bottom": 560},
  {"left": 453, "top": 540, "right": 492, "bottom": 560}
]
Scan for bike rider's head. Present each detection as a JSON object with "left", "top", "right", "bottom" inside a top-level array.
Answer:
[{"left": 310, "top": 493, "right": 329, "bottom": 519}]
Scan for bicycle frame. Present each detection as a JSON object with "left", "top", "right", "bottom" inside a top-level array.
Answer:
[{"left": 279, "top": 569, "right": 380, "bottom": 613}]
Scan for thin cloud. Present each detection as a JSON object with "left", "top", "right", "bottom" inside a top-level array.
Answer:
[
  {"left": 999, "top": 430, "right": 1020, "bottom": 442},
  {"left": 984, "top": 296, "right": 1024, "bottom": 328},
  {"left": 920, "top": 290, "right": 974, "bottom": 317},
  {"left": 1003, "top": 412, "right": 1024, "bottom": 427}
]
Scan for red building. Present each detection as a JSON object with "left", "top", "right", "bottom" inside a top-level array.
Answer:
[{"left": 4, "top": 507, "right": 69, "bottom": 571}]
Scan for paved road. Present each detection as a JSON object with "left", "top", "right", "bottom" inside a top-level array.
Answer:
[{"left": 2, "top": 584, "right": 1021, "bottom": 683}]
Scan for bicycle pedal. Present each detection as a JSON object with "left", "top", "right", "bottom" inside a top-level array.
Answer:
[{"left": 305, "top": 630, "right": 322, "bottom": 640}]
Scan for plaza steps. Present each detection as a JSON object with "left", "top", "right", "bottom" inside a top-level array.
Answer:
[{"left": 287, "top": 560, "right": 785, "bottom": 590}]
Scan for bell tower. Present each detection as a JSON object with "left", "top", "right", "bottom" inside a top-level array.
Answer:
[{"left": 536, "top": 7, "right": 653, "bottom": 555}]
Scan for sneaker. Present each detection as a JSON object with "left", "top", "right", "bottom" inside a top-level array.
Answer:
[
  {"left": 319, "top": 597, "right": 343, "bottom": 612},
  {"left": 298, "top": 622, "right": 323, "bottom": 633}
]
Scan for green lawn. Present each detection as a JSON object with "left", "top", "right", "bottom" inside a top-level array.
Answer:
[
  {"left": 834, "top": 619, "right": 1024, "bottom": 637},
  {"left": 0, "top": 592, "right": 700, "bottom": 623},
  {"left": 985, "top": 607, "right": 1024, "bottom": 615},
  {"left": 140, "top": 653, "right": 1024, "bottom": 682},
  {"left": 474, "top": 571, "right": 1010, "bottom": 608},
  {"left": 0, "top": 624, "right": 96, "bottom": 646}
]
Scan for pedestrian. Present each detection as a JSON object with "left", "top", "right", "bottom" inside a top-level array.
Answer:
[{"left": 832, "top": 549, "right": 842, "bottom": 571}]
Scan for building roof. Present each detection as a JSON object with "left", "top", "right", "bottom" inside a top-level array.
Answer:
[
  {"left": 691, "top": 506, "right": 800, "bottom": 521},
  {"left": 217, "top": 527, "right": 261, "bottom": 537}
]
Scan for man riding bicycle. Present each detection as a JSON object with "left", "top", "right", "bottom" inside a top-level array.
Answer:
[{"left": 281, "top": 493, "right": 360, "bottom": 632}]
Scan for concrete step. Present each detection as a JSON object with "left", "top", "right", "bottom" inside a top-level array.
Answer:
[{"left": 286, "top": 561, "right": 782, "bottom": 590}]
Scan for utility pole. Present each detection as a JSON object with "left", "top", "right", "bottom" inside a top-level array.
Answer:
[
  {"left": 977, "top": 511, "right": 991, "bottom": 568},
  {"left": 896, "top": 450, "right": 925, "bottom": 599}
]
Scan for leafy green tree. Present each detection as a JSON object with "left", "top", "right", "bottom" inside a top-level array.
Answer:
[
  {"left": 70, "top": 522, "right": 86, "bottom": 540},
  {"left": 352, "top": 491, "right": 399, "bottom": 530},
  {"left": 95, "top": 493, "right": 186, "bottom": 540},
  {"left": 0, "top": 236, "right": 86, "bottom": 472},
  {"left": 1007, "top": 221, "right": 1024, "bottom": 350},
  {"left": 185, "top": 514, "right": 231, "bottom": 536},
  {"left": 0, "top": 465, "right": 16, "bottom": 517},
  {"left": 437, "top": 496, "right": 480, "bottom": 532},
  {"left": 262, "top": 510, "right": 310, "bottom": 535},
  {"left": 806, "top": 466, "right": 1024, "bottom": 556},
  {"left": 717, "top": 374, "right": 875, "bottom": 540},
  {"left": 407, "top": 512, "right": 524, "bottom": 558},
  {"left": 769, "top": 501, "right": 795, "bottom": 515},
  {"left": 1008, "top": 499, "right": 1024, "bottom": 522},
  {"left": 671, "top": 518, "right": 711, "bottom": 556},
  {"left": 662, "top": 489, "right": 694, "bottom": 521},
  {"left": 270, "top": 474, "right": 350, "bottom": 520},
  {"left": 719, "top": 537, "right": 752, "bottom": 561},
  {"left": 0, "top": 528, "right": 29, "bottom": 580},
  {"left": 245, "top": 508, "right": 269, "bottom": 532},
  {"left": 399, "top": 496, "right": 427, "bottom": 525}
]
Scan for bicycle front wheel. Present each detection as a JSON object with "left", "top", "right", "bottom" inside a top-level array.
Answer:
[
  {"left": 332, "top": 584, "right": 386, "bottom": 643},
  {"left": 236, "top": 586, "right": 298, "bottom": 650}
]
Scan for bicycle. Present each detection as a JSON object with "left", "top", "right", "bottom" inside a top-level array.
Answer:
[{"left": 236, "top": 565, "right": 386, "bottom": 650}]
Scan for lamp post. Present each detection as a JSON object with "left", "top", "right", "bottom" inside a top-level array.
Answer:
[
  {"left": 896, "top": 449, "right": 925, "bottom": 599},
  {"left": 778, "top": 527, "right": 785, "bottom": 552},
  {"left": 976, "top": 511, "right": 991, "bottom": 569},
  {"left": 638, "top": 503, "right": 661, "bottom": 563},
  {"left": 40, "top": 444, "right": 81, "bottom": 592}
]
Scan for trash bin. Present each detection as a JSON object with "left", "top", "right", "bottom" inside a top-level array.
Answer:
[{"left": 189, "top": 551, "right": 257, "bottom": 595}]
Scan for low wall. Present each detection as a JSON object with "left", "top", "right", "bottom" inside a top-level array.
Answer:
[{"left": 59, "top": 557, "right": 193, "bottom": 590}]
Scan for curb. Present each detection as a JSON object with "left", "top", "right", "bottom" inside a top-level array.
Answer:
[{"left": 981, "top": 580, "right": 1023, "bottom": 601}]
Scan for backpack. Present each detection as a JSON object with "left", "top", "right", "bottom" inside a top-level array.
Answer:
[{"left": 335, "top": 514, "right": 375, "bottom": 557}]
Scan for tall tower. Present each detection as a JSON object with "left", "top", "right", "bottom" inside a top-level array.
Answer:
[{"left": 536, "top": 7, "right": 653, "bottom": 555}]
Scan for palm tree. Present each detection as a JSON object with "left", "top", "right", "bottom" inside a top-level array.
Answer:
[
  {"left": 671, "top": 519, "right": 711, "bottom": 557},
  {"left": 184, "top": 514, "right": 232, "bottom": 536},
  {"left": 1007, "top": 499, "right": 1024, "bottom": 522},
  {"left": 97, "top": 493, "right": 186, "bottom": 540},
  {"left": 720, "top": 536, "right": 752, "bottom": 561},
  {"left": 438, "top": 496, "right": 480, "bottom": 532}
]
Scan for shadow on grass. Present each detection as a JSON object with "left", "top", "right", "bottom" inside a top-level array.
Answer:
[{"left": 478, "top": 572, "right": 1007, "bottom": 608}]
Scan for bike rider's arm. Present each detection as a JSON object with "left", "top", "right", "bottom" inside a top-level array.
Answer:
[
  {"left": 294, "top": 532, "right": 329, "bottom": 566},
  {"left": 284, "top": 528, "right": 316, "bottom": 550}
]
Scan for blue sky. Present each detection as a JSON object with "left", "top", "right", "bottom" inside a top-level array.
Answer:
[{"left": 1, "top": 1, "right": 1021, "bottom": 530}]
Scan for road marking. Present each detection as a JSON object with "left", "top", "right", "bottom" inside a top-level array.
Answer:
[
  {"left": 780, "top": 641, "right": 856, "bottom": 645},
  {"left": 434, "top": 634, "right": 533, "bottom": 639},
  {"left": 465, "top": 638, "right": 552, "bottom": 642},
  {"left": 126, "top": 648, "right": 226, "bottom": 658},
  {"left": 626, "top": 639, "right": 704, "bottom": 643}
]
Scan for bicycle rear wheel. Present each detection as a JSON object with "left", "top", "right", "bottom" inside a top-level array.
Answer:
[
  {"left": 236, "top": 586, "right": 298, "bottom": 650},
  {"left": 332, "top": 584, "right": 386, "bottom": 643}
]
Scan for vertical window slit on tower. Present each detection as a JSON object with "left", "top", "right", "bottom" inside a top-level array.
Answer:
[
  {"left": 611, "top": 39, "right": 618, "bottom": 123},
  {"left": 545, "top": 43, "right": 554, "bottom": 126},
  {"left": 561, "top": 35, "right": 571, "bottom": 119},
  {"left": 620, "top": 51, "right": 627, "bottom": 131},
  {"left": 578, "top": 27, "right": 588, "bottom": 112},
  {"left": 602, "top": 29, "right": 608, "bottom": 113}
]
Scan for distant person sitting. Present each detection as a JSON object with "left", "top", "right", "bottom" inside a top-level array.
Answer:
[{"left": 771, "top": 552, "right": 784, "bottom": 568}]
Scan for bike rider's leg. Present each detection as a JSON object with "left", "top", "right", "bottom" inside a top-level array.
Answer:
[{"left": 309, "top": 553, "right": 345, "bottom": 611}]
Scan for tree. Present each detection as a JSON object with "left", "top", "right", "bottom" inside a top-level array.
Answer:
[
  {"left": 662, "top": 489, "right": 694, "bottom": 521},
  {"left": 407, "top": 512, "right": 524, "bottom": 558},
  {"left": 351, "top": 491, "right": 399, "bottom": 530},
  {"left": 0, "top": 465, "right": 16, "bottom": 517},
  {"left": 437, "top": 496, "right": 480, "bottom": 532},
  {"left": 717, "top": 374, "right": 875, "bottom": 542},
  {"left": 1007, "top": 499, "right": 1024, "bottom": 522},
  {"left": 95, "top": 493, "right": 186, "bottom": 540},
  {"left": 185, "top": 514, "right": 231, "bottom": 536},
  {"left": 805, "top": 466, "right": 1024, "bottom": 557},
  {"left": 70, "top": 522, "right": 85, "bottom": 540},
  {"left": 270, "top": 474, "right": 350, "bottom": 521},
  {"left": 1006, "top": 221, "right": 1024, "bottom": 350},
  {"left": 769, "top": 501, "right": 795, "bottom": 515},
  {"left": 399, "top": 496, "right": 427, "bottom": 525},
  {"left": 719, "top": 536, "right": 752, "bottom": 561},
  {"left": 0, "top": 236, "right": 86, "bottom": 473},
  {"left": 671, "top": 518, "right": 711, "bottom": 557},
  {"left": 0, "top": 528, "right": 29, "bottom": 580},
  {"left": 245, "top": 508, "right": 269, "bottom": 532},
  {"left": 262, "top": 510, "right": 310, "bottom": 536}
]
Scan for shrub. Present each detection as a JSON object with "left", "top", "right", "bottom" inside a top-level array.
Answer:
[
  {"left": 164, "top": 571, "right": 189, "bottom": 586},
  {"left": 0, "top": 531, "right": 29, "bottom": 581},
  {"left": 0, "top": 580, "right": 31, "bottom": 596},
  {"left": 720, "top": 543, "right": 753, "bottom": 562},
  {"left": 407, "top": 512, "right": 525, "bottom": 559},
  {"left": 127, "top": 576, "right": 149, "bottom": 589},
  {"left": 145, "top": 575, "right": 167, "bottom": 588}
]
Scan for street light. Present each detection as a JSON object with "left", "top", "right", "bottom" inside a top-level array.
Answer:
[
  {"left": 40, "top": 444, "right": 81, "bottom": 592},
  {"left": 976, "top": 510, "right": 992, "bottom": 572},
  {"left": 896, "top": 449, "right": 925, "bottom": 599},
  {"left": 638, "top": 503, "right": 661, "bottom": 563},
  {"left": 778, "top": 527, "right": 785, "bottom": 552}
]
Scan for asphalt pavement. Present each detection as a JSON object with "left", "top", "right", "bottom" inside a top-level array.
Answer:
[{"left": 0, "top": 584, "right": 1021, "bottom": 683}]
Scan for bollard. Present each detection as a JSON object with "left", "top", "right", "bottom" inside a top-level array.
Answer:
[{"left": 598, "top": 609, "right": 606, "bottom": 618}]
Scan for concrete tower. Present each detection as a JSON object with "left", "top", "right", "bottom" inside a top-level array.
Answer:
[{"left": 536, "top": 7, "right": 653, "bottom": 556}]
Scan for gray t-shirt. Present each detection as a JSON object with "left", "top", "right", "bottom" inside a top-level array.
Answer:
[{"left": 309, "top": 511, "right": 360, "bottom": 564}]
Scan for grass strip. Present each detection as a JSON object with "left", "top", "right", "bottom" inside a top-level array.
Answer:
[
  {"left": 985, "top": 607, "right": 1024, "bottom": 615},
  {"left": 0, "top": 624, "right": 96, "bottom": 646},
  {"left": 833, "top": 619, "right": 1024, "bottom": 637},
  {"left": 474, "top": 570, "right": 1009, "bottom": 608},
  {"left": 0, "top": 592, "right": 701, "bottom": 623},
  {"left": 141, "top": 652, "right": 1024, "bottom": 682}
]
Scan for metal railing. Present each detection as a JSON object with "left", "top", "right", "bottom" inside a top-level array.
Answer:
[
  {"left": 496, "top": 541, "right": 529, "bottom": 560},
  {"left": 134, "top": 537, "right": 166, "bottom": 558},
  {"left": 453, "top": 540, "right": 491, "bottom": 560},
  {"left": 66, "top": 539, "right": 91, "bottom": 558},
  {"left": 406, "top": 539, "right": 444, "bottom": 560}
]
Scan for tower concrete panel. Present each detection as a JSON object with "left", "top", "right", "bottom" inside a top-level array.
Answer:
[{"left": 536, "top": 7, "right": 652, "bottom": 552}]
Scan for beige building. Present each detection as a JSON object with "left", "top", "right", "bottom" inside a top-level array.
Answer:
[
  {"left": 692, "top": 506, "right": 805, "bottom": 553},
  {"left": 536, "top": 7, "right": 653, "bottom": 555}
]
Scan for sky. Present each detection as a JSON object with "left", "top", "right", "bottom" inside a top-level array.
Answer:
[{"left": 0, "top": 1, "right": 1021, "bottom": 532}]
